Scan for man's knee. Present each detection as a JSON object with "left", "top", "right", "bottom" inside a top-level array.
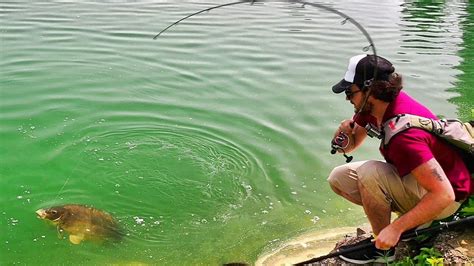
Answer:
[
  {"left": 327, "top": 163, "right": 364, "bottom": 205},
  {"left": 356, "top": 160, "right": 397, "bottom": 205},
  {"left": 327, "top": 164, "right": 349, "bottom": 193},
  {"left": 356, "top": 160, "right": 396, "bottom": 186}
]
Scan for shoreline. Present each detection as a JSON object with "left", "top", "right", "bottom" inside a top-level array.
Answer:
[
  {"left": 255, "top": 225, "right": 370, "bottom": 266},
  {"left": 255, "top": 222, "right": 474, "bottom": 265}
]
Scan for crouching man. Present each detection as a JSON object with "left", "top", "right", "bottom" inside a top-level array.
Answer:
[{"left": 328, "top": 54, "right": 472, "bottom": 264}]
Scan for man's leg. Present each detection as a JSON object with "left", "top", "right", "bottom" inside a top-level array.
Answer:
[
  {"left": 393, "top": 173, "right": 462, "bottom": 221},
  {"left": 327, "top": 161, "right": 368, "bottom": 205},
  {"left": 356, "top": 161, "right": 462, "bottom": 234},
  {"left": 330, "top": 160, "right": 462, "bottom": 264},
  {"left": 356, "top": 161, "right": 399, "bottom": 235},
  {"left": 329, "top": 160, "right": 398, "bottom": 264}
]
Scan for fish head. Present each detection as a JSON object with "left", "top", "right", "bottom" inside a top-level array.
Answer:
[{"left": 36, "top": 206, "right": 66, "bottom": 222}]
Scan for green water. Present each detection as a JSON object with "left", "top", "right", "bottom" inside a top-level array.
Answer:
[{"left": 1, "top": 1, "right": 472, "bottom": 265}]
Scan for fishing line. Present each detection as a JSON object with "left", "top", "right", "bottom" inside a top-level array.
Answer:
[
  {"left": 54, "top": 177, "right": 70, "bottom": 201},
  {"left": 53, "top": 144, "right": 88, "bottom": 201}
]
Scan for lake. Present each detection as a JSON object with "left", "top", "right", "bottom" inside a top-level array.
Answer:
[{"left": 1, "top": 0, "right": 472, "bottom": 265}]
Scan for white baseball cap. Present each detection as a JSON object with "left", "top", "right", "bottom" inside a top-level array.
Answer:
[{"left": 332, "top": 54, "right": 395, "bottom": 93}]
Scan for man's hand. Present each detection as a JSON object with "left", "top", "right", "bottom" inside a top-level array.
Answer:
[
  {"left": 375, "top": 223, "right": 402, "bottom": 250},
  {"left": 333, "top": 119, "right": 355, "bottom": 138},
  {"left": 332, "top": 119, "right": 367, "bottom": 153}
]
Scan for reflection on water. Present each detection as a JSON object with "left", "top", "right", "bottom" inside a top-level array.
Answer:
[
  {"left": 400, "top": 1, "right": 462, "bottom": 53},
  {"left": 451, "top": 2, "right": 474, "bottom": 120},
  {"left": 0, "top": 1, "right": 471, "bottom": 264},
  {"left": 399, "top": 1, "right": 472, "bottom": 120}
]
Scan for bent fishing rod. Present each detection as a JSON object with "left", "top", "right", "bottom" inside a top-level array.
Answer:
[
  {"left": 153, "top": 0, "right": 377, "bottom": 58},
  {"left": 154, "top": 0, "right": 379, "bottom": 163},
  {"left": 294, "top": 215, "right": 474, "bottom": 265}
]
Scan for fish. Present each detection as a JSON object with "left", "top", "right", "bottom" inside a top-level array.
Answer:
[{"left": 36, "top": 204, "right": 123, "bottom": 244}]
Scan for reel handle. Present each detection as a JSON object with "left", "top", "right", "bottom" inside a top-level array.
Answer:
[{"left": 343, "top": 153, "right": 353, "bottom": 163}]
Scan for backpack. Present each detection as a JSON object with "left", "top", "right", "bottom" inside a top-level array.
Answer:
[{"left": 382, "top": 114, "right": 474, "bottom": 174}]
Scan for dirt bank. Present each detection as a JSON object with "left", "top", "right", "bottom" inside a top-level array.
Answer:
[{"left": 256, "top": 225, "right": 474, "bottom": 265}]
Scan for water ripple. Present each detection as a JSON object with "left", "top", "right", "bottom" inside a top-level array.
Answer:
[{"left": 1, "top": 1, "right": 468, "bottom": 265}]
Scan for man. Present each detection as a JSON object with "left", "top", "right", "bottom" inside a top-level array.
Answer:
[{"left": 328, "top": 54, "right": 472, "bottom": 264}]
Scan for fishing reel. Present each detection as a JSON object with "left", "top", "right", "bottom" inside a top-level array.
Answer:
[{"left": 330, "top": 131, "right": 353, "bottom": 163}]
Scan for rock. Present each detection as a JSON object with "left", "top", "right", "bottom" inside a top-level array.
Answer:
[{"left": 356, "top": 228, "right": 367, "bottom": 236}]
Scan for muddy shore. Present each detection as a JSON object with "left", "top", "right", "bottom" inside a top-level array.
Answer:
[{"left": 256, "top": 225, "right": 474, "bottom": 265}]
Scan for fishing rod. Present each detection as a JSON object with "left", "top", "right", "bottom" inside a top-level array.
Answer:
[
  {"left": 153, "top": 0, "right": 377, "bottom": 58},
  {"left": 154, "top": 0, "right": 378, "bottom": 163},
  {"left": 294, "top": 215, "right": 474, "bottom": 265}
]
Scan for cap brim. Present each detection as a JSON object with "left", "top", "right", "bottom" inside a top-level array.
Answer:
[{"left": 332, "top": 79, "right": 352, "bottom": 93}]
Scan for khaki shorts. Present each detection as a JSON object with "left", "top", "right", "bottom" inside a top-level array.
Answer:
[{"left": 327, "top": 160, "right": 461, "bottom": 220}]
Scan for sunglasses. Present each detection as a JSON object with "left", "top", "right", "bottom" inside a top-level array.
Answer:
[{"left": 345, "top": 88, "right": 362, "bottom": 99}]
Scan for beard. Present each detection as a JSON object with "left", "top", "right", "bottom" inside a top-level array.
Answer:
[{"left": 354, "top": 100, "right": 373, "bottom": 115}]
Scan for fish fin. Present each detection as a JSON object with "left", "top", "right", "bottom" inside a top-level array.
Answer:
[{"left": 69, "top": 234, "right": 84, "bottom": 244}]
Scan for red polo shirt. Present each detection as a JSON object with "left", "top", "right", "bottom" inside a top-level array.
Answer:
[{"left": 354, "top": 91, "right": 472, "bottom": 201}]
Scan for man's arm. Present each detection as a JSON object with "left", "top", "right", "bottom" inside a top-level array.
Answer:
[{"left": 374, "top": 158, "right": 455, "bottom": 249}]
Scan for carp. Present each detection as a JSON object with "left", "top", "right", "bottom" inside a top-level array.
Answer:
[{"left": 36, "top": 204, "right": 123, "bottom": 244}]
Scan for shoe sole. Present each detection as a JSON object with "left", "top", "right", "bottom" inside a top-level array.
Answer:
[{"left": 339, "top": 254, "right": 395, "bottom": 264}]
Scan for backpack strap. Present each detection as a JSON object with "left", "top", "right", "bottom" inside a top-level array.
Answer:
[
  {"left": 383, "top": 114, "right": 474, "bottom": 175},
  {"left": 382, "top": 114, "right": 443, "bottom": 146},
  {"left": 383, "top": 114, "right": 474, "bottom": 154}
]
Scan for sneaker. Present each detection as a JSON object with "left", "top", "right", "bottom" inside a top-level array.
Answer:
[{"left": 338, "top": 238, "right": 395, "bottom": 264}]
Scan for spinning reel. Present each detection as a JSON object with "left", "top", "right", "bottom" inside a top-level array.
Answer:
[{"left": 330, "top": 131, "right": 353, "bottom": 163}]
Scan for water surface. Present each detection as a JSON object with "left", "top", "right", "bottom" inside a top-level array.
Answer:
[{"left": 0, "top": 1, "right": 471, "bottom": 264}]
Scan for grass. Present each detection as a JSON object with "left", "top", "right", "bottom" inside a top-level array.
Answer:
[{"left": 392, "top": 247, "right": 444, "bottom": 266}]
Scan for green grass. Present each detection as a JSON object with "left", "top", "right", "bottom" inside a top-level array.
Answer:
[{"left": 392, "top": 247, "right": 444, "bottom": 266}]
